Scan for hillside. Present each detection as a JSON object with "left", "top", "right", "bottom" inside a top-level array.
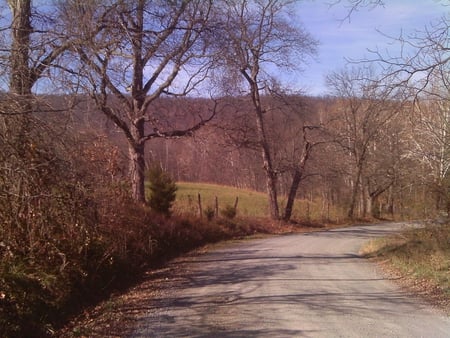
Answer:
[
  {"left": 174, "top": 182, "right": 269, "bottom": 218},
  {"left": 172, "top": 182, "right": 344, "bottom": 223}
]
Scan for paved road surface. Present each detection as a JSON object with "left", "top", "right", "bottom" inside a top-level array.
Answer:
[{"left": 132, "top": 222, "right": 450, "bottom": 337}]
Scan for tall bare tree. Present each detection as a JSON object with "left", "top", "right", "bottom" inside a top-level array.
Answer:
[
  {"left": 280, "top": 125, "right": 313, "bottom": 221},
  {"left": 62, "top": 0, "right": 216, "bottom": 203},
  {"left": 359, "top": 3, "right": 450, "bottom": 214},
  {"left": 327, "top": 67, "right": 406, "bottom": 219},
  {"left": 215, "top": 0, "right": 317, "bottom": 219},
  {"left": 262, "top": 94, "right": 324, "bottom": 222},
  {"left": 408, "top": 90, "right": 450, "bottom": 212}
]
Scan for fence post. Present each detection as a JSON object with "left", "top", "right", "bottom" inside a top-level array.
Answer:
[
  {"left": 198, "top": 193, "right": 202, "bottom": 218},
  {"left": 215, "top": 196, "right": 219, "bottom": 218}
]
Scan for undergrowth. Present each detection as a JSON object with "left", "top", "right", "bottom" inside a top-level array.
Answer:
[
  {"left": 0, "top": 119, "right": 263, "bottom": 338},
  {"left": 0, "top": 120, "right": 300, "bottom": 338},
  {"left": 1, "top": 181, "right": 284, "bottom": 338}
]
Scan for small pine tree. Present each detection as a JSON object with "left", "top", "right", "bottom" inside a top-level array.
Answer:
[{"left": 146, "top": 165, "right": 177, "bottom": 216}]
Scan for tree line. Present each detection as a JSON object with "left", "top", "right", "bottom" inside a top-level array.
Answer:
[{"left": 125, "top": 89, "right": 444, "bottom": 221}]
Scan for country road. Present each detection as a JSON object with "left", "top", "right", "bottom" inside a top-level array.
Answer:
[{"left": 131, "top": 222, "right": 450, "bottom": 337}]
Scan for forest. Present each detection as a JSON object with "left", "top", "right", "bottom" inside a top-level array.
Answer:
[{"left": 0, "top": 0, "right": 448, "bottom": 336}]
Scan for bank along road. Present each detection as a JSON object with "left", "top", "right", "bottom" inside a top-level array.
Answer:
[{"left": 132, "top": 222, "right": 450, "bottom": 337}]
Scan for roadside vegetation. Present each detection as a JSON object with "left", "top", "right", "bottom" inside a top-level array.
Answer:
[
  {"left": 362, "top": 223, "right": 450, "bottom": 307},
  {"left": 0, "top": 159, "right": 299, "bottom": 338}
]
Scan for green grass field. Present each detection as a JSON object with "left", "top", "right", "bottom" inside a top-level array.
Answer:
[
  {"left": 172, "top": 182, "right": 345, "bottom": 222},
  {"left": 173, "top": 182, "right": 268, "bottom": 217}
]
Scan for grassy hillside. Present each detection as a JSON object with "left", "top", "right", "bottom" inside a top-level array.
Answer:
[
  {"left": 173, "top": 182, "right": 345, "bottom": 222},
  {"left": 174, "top": 182, "right": 269, "bottom": 218}
]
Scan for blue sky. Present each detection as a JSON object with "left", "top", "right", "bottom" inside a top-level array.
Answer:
[
  {"left": 291, "top": 0, "right": 448, "bottom": 95},
  {"left": 1, "top": 0, "right": 446, "bottom": 97}
]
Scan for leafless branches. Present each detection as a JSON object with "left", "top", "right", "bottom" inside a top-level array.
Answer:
[
  {"left": 213, "top": 0, "right": 318, "bottom": 219},
  {"left": 59, "top": 0, "right": 217, "bottom": 202},
  {"left": 349, "top": 10, "right": 450, "bottom": 101},
  {"left": 326, "top": 66, "right": 408, "bottom": 218},
  {"left": 329, "top": 0, "right": 385, "bottom": 21}
]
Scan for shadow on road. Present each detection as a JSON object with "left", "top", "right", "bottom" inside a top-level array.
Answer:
[{"left": 130, "top": 224, "right": 427, "bottom": 337}]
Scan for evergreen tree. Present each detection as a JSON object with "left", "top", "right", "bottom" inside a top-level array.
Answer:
[{"left": 146, "top": 166, "right": 177, "bottom": 216}]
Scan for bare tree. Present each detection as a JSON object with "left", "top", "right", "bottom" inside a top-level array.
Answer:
[
  {"left": 333, "top": 1, "right": 450, "bottom": 217},
  {"left": 281, "top": 124, "right": 315, "bottom": 221},
  {"left": 7, "top": 0, "right": 32, "bottom": 96},
  {"left": 215, "top": 0, "right": 317, "bottom": 219},
  {"left": 0, "top": 3, "right": 103, "bottom": 334},
  {"left": 358, "top": 4, "right": 450, "bottom": 214},
  {"left": 364, "top": 6, "right": 449, "bottom": 100},
  {"left": 327, "top": 67, "right": 406, "bottom": 219},
  {"left": 262, "top": 94, "right": 325, "bottom": 222},
  {"left": 61, "top": 0, "right": 217, "bottom": 203},
  {"left": 408, "top": 90, "right": 450, "bottom": 213}
]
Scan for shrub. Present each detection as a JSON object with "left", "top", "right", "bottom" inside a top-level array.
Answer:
[
  {"left": 146, "top": 165, "right": 177, "bottom": 216},
  {"left": 221, "top": 204, "right": 237, "bottom": 219},
  {"left": 204, "top": 206, "right": 215, "bottom": 221},
  {"left": 0, "top": 115, "right": 99, "bottom": 337}
]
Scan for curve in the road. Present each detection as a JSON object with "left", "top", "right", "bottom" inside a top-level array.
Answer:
[{"left": 132, "top": 222, "right": 450, "bottom": 338}]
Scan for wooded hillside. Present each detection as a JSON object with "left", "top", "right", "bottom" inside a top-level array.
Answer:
[{"left": 66, "top": 93, "right": 444, "bottom": 221}]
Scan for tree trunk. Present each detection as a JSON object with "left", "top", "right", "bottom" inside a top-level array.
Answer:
[
  {"left": 387, "top": 184, "right": 395, "bottom": 217},
  {"left": 128, "top": 142, "right": 146, "bottom": 204},
  {"left": 9, "top": 0, "right": 32, "bottom": 96},
  {"left": 128, "top": 119, "right": 146, "bottom": 203},
  {"left": 254, "top": 99, "right": 279, "bottom": 220},
  {"left": 348, "top": 163, "right": 362, "bottom": 219},
  {"left": 246, "top": 70, "right": 279, "bottom": 220},
  {"left": 265, "top": 165, "right": 279, "bottom": 220},
  {"left": 283, "top": 168, "right": 302, "bottom": 221},
  {"left": 283, "top": 138, "right": 312, "bottom": 222},
  {"left": 370, "top": 195, "right": 380, "bottom": 218},
  {"left": 7, "top": 0, "right": 33, "bottom": 155},
  {"left": 362, "top": 181, "right": 371, "bottom": 218}
]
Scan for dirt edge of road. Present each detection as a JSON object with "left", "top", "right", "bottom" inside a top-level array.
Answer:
[{"left": 371, "top": 258, "right": 450, "bottom": 315}]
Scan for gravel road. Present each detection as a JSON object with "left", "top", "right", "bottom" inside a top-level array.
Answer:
[{"left": 131, "top": 222, "right": 450, "bottom": 337}]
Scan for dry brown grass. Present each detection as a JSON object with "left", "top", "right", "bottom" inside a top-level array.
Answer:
[{"left": 362, "top": 222, "right": 450, "bottom": 312}]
